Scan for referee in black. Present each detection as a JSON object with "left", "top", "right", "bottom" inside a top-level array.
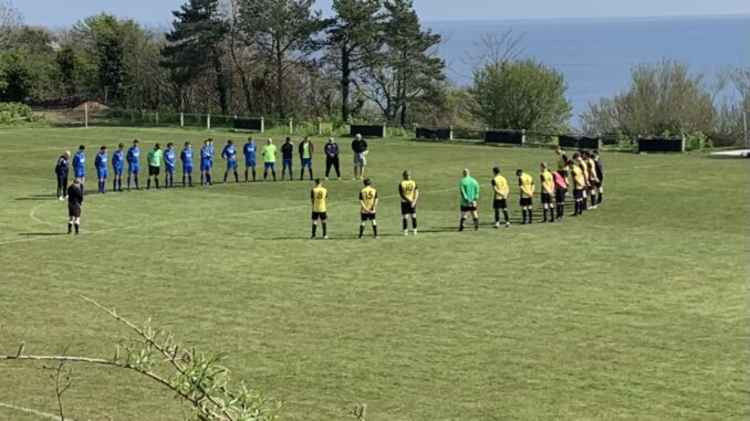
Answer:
[{"left": 67, "top": 179, "right": 84, "bottom": 234}]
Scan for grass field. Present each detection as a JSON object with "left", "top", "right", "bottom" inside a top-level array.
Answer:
[{"left": 0, "top": 126, "right": 748, "bottom": 420}]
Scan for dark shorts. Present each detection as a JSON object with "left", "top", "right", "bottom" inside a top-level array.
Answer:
[
  {"left": 166, "top": 166, "right": 175, "bottom": 174},
  {"left": 68, "top": 206, "right": 81, "bottom": 218},
  {"left": 360, "top": 213, "right": 376, "bottom": 221},
  {"left": 226, "top": 160, "right": 237, "bottom": 170},
  {"left": 301, "top": 158, "right": 312, "bottom": 168},
  {"left": 283, "top": 158, "right": 293, "bottom": 169},
  {"left": 264, "top": 162, "right": 275, "bottom": 170},
  {"left": 96, "top": 168, "right": 108, "bottom": 179},
  {"left": 573, "top": 189, "right": 584, "bottom": 199},
  {"left": 520, "top": 197, "right": 533, "bottom": 207},
  {"left": 541, "top": 193, "right": 552, "bottom": 204},
  {"left": 183, "top": 166, "right": 193, "bottom": 174},
  {"left": 113, "top": 167, "right": 123, "bottom": 176},
  {"left": 312, "top": 212, "right": 327, "bottom": 221},
  {"left": 149, "top": 166, "right": 160, "bottom": 176},
  {"left": 493, "top": 199, "right": 507, "bottom": 210},
  {"left": 401, "top": 202, "right": 416, "bottom": 215},
  {"left": 129, "top": 165, "right": 139, "bottom": 174},
  {"left": 555, "top": 189, "right": 567, "bottom": 203},
  {"left": 461, "top": 205, "right": 477, "bottom": 212},
  {"left": 245, "top": 160, "right": 256, "bottom": 168},
  {"left": 200, "top": 159, "right": 212, "bottom": 171}
]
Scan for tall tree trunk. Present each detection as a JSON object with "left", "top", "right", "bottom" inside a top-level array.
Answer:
[
  {"left": 340, "top": 45, "right": 351, "bottom": 122},
  {"left": 275, "top": 44, "right": 285, "bottom": 118},
  {"left": 213, "top": 54, "right": 229, "bottom": 115}
]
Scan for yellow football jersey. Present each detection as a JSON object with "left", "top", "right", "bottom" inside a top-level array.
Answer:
[
  {"left": 399, "top": 180, "right": 418, "bottom": 202},
  {"left": 519, "top": 173, "right": 535, "bottom": 198},
  {"left": 541, "top": 170, "right": 555, "bottom": 194},
  {"left": 578, "top": 158, "right": 590, "bottom": 185},
  {"left": 572, "top": 165, "right": 586, "bottom": 189},
  {"left": 359, "top": 186, "right": 378, "bottom": 212},
  {"left": 311, "top": 186, "right": 328, "bottom": 212},
  {"left": 587, "top": 158, "right": 599, "bottom": 182},
  {"left": 492, "top": 175, "right": 509, "bottom": 199}
]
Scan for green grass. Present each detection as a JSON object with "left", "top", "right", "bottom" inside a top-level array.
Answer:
[{"left": 0, "top": 126, "right": 748, "bottom": 420}]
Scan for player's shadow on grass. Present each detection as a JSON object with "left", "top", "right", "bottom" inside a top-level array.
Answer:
[
  {"left": 14, "top": 194, "right": 58, "bottom": 201},
  {"left": 18, "top": 232, "right": 67, "bottom": 237}
]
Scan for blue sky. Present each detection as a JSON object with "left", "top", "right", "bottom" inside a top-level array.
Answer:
[{"left": 13, "top": 0, "right": 750, "bottom": 27}]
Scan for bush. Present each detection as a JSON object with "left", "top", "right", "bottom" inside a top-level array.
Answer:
[
  {"left": 581, "top": 61, "right": 715, "bottom": 140},
  {"left": 0, "top": 101, "right": 34, "bottom": 124},
  {"left": 470, "top": 59, "right": 572, "bottom": 133}
]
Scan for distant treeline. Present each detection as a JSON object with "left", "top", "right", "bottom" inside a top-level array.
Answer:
[{"left": 0, "top": 0, "right": 747, "bottom": 144}]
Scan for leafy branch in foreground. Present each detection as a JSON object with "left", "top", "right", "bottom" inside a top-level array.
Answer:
[{"left": 1, "top": 296, "right": 278, "bottom": 421}]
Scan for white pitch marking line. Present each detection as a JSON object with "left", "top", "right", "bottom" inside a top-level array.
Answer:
[{"left": 0, "top": 401, "right": 74, "bottom": 421}]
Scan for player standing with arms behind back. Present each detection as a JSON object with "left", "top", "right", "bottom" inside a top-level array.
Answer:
[
  {"left": 540, "top": 162, "right": 555, "bottom": 223},
  {"left": 164, "top": 143, "right": 177, "bottom": 188},
  {"left": 398, "top": 170, "right": 419, "bottom": 235},
  {"left": 351, "top": 134, "right": 368, "bottom": 180},
  {"left": 126, "top": 139, "right": 140, "bottom": 190},
  {"left": 491, "top": 166, "right": 510, "bottom": 228},
  {"left": 359, "top": 178, "right": 378, "bottom": 239},
  {"left": 517, "top": 169, "right": 535, "bottom": 225},
  {"left": 72, "top": 145, "right": 86, "bottom": 192},
  {"left": 310, "top": 178, "right": 328, "bottom": 239},
  {"left": 243, "top": 138, "right": 257, "bottom": 182},
  {"left": 459, "top": 168, "right": 480, "bottom": 231},
  {"left": 94, "top": 145, "right": 108, "bottom": 194},
  {"left": 181, "top": 141, "right": 194, "bottom": 187}
]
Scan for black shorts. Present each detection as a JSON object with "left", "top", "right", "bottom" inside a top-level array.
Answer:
[
  {"left": 520, "top": 197, "right": 532, "bottom": 207},
  {"left": 573, "top": 189, "right": 584, "bottom": 199},
  {"left": 461, "top": 205, "right": 477, "bottom": 212},
  {"left": 493, "top": 199, "right": 507, "bottom": 210},
  {"left": 149, "top": 166, "right": 160, "bottom": 176},
  {"left": 68, "top": 206, "right": 81, "bottom": 218},
  {"left": 555, "top": 189, "right": 567, "bottom": 203},
  {"left": 360, "top": 213, "right": 376, "bottom": 221},
  {"left": 400, "top": 202, "right": 416, "bottom": 215},
  {"left": 311, "top": 212, "right": 327, "bottom": 221},
  {"left": 541, "top": 193, "right": 552, "bottom": 204}
]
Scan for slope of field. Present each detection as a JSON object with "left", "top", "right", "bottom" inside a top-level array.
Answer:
[{"left": 0, "top": 127, "right": 748, "bottom": 420}]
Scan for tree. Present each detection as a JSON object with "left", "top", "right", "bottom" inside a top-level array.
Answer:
[
  {"left": 238, "top": 0, "right": 329, "bottom": 118},
  {"left": 360, "top": 0, "right": 444, "bottom": 125},
  {"left": 162, "top": 0, "right": 230, "bottom": 113},
  {"left": 0, "top": 0, "right": 22, "bottom": 49},
  {"left": 471, "top": 59, "right": 572, "bottom": 132},
  {"left": 72, "top": 14, "right": 133, "bottom": 103},
  {"left": 581, "top": 61, "right": 715, "bottom": 138},
  {"left": 326, "top": 0, "right": 383, "bottom": 122}
]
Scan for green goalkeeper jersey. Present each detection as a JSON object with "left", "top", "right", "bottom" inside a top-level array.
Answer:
[{"left": 459, "top": 175, "right": 480, "bottom": 206}]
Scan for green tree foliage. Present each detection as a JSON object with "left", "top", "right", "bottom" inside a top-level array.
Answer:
[
  {"left": 0, "top": 0, "right": 22, "bottom": 49},
  {"left": 238, "top": 0, "right": 329, "bottom": 118},
  {"left": 326, "top": 0, "right": 383, "bottom": 122},
  {"left": 0, "top": 27, "right": 58, "bottom": 102},
  {"left": 162, "top": 0, "right": 229, "bottom": 113},
  {"left": 581, "top": 61, "right": 715, "bottom": 138},
  {"left": 471, "top": 59, "right": 571, "bottom": 132},
  {"left": 360, "top": 0, "right": 444, "bottom": 125}
]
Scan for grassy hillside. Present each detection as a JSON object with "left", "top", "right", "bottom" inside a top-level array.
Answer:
[{"left": 0, "top": 127, "right": 747, "bottom": 420}]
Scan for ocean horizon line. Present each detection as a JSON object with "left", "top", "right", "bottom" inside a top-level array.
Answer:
[{"left": 424, "top": 13, "right": 750, "bottom": 25}]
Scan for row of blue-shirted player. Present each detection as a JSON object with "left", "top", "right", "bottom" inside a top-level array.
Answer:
[{"left": 53, "top": 135, "right": 371, "bottom": 198}]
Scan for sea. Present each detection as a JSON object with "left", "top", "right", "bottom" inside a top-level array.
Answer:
[{"left": 426, "top": 15, "right": 750, "bottom": 125}]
